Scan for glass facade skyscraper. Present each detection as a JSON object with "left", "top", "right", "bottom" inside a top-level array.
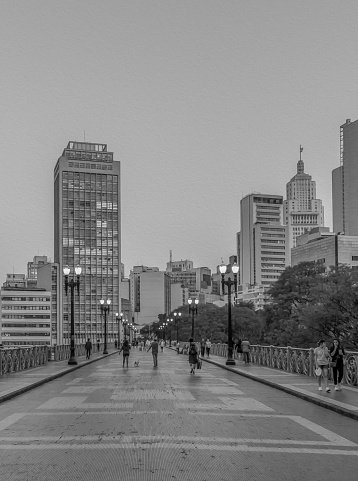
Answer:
[{"left": 54, "top": 141, "right": 121, "bottom": 344}]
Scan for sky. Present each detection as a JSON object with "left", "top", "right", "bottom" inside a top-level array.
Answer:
[{"left": 0, "top": 0, "right": 357, "bottom": 281}]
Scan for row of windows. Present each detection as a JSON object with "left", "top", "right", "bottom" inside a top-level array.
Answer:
[
  {"left": 261, "top": 233, "right": 285, "bottom": 238},
  {"left": 2, "top": 315, "right": 51, "bottom": 319},
  {"left": 2, "top": 323, "right": 51, "bottom": 328},
  {"left": 261, "top": 258, "right": 286, "bottom": 262},
  {"left": 2, "top": 332, "right": 50, "bottom": 337},
  {"left": 68, "top": 162, "right": 113, "bottom": 170},
  {"left": 2, "top": 297, "right": 50, "bottom": 302},
  {"left": 1, "top": 305, "right": 50, "bottom": 310},
  {"left": 63, "top": 172, "right": 117, "bottom": 182}
]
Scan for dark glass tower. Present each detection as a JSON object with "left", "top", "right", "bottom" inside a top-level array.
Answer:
[{"left": 54, "top": 142, "right": 121, "bottom": 344}]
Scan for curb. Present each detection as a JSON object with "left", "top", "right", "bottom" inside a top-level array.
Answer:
[
  {"left": 0, "top": 350, "right": 119, "bottom": 405},
  {"left": 201, "top": 357, "right": 358, "bottom": 422}
]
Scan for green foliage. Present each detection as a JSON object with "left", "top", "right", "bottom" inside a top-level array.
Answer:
[
  {"left": 262, "top": 263, "right": 358, "bottom": 349},
  {"left": 147, "top": 303, "right": 264, "bottom": 344}
]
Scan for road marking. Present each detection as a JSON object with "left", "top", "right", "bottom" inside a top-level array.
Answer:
[
  {"left": 111, "top": 390, "right": 195, "bottom": 401},
  {"left": 288, "top": 416, "right": 357, "bottom": 447},
  {"left": 0, "top": 442, "right": 356, "bottom": 455},
  {"left": 219, "top": 397, "right": 274, "bottom": 411},
  {"left": 205, "top": 386, "right": 244, "bottom": 395},
  {"left": 36, "top": 397, "right": 133, "bottom": 410},
  {"left": 0, "top": 414, "right": 26, "bottom": 432},
  {"left": 0, "top": 434, "right": 355, "bottom": 447}
]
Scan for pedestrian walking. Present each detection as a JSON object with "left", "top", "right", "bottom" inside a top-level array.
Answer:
[
  {"left": 97, "top": 339, "right": 100, "bottom": 352},
  {"left": 205, "top": 339, "right": 212, "bottom": 358},
  {"left": 147, "top": 338, "right": 159, "bottom": 367},
  {"left": 314, "top": 339, "right": 331, "bottom": 392},
  {"left": 329, "top": 338, "right": 346, "bottom": 391},
  {"left": 188, "top": 338, "right": 198, "bottom": 374},
  {"left": 200, "top": 338, "right": 206, "bottom": 357},
  {"left": 119, "top": 338, "right": 131, "bottom": 367},
  {"left": 241, "top": 338, "right": 250, "bottom": 364},
  {"left": 160, "top": 339, "right": 165, "bottom": 352},
  {"left": 235, "top": 338, "right": 242, "bottom": 361},
  {"left": 85, "top": 338, "right": 92, "bottom": 359}
]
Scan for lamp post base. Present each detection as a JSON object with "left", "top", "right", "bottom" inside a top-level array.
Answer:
[
  {"left": 68, "top": 358, "right": 78, "bottom": 365},
  {"left": 225, "top": 359, "right": 236, "bottom": 366},
  {"left": 103, "top": 349, "right": 108, "bottom": 355}
]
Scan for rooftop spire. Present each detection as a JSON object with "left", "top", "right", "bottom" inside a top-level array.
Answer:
[{"left": 297, "top": 145, "right": 304, "bottom": 174}]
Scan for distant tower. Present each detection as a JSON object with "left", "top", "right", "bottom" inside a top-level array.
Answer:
[
  {"left": 54, "top": 141, "right": 121, "bottom": 344},
  {"left": 284, "top": 147, "right": 324, "bottom": 250}
]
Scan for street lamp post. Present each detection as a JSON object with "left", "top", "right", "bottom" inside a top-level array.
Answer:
[
  {"left": 219, "top": 262, "right": 239, "bottom": 366},
  {"left": 115, "top": 312, "right": 123, "bottom": 348},
  {"left": 63, "top": 265, "right": 82, "bottom": 366},
  {"left": 188, "top": 298, "right": 199, "bottom": 339},
  {"left": 173, "top": 312, "right": 181, "bottom": 343},
  {"left": 100, "top": 299, "right": 111, "bottom": 354}
]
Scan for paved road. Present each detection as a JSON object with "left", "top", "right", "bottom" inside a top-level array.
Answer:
[{"left": 0, "top": 348, "right": 357, "bottom": 480}]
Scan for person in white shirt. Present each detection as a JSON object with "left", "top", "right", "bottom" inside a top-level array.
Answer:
[{"left": 314, "top": 339, "right": 331, "bottom": 392}]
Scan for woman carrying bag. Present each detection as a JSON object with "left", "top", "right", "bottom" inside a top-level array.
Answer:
[
  {"left": 329, "top": 339, "right": 346, "bottom": 391},
  {"left": 314, "top": 339, "right": 331, "bottom": 392}
]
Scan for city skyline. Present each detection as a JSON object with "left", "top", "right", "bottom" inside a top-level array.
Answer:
[{"left": 1, "top": 1, "right": 357, "bottom": 283}]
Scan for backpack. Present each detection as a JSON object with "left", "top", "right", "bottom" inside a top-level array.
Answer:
[{"left": 189, "top": 344, "right": 197, "bottom": 356}]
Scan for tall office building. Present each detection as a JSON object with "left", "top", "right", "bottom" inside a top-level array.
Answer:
[
  {"left": 332, "top": 118, "right": 358, "bottom": 235},
  {"left": 54, "top": 141, "right": 121, "bottom": 344},
  {"left": 284, "top": 149, "right": 324, "bottom": 249},
  {"left": 238, "top": 193, "right": 289, "bottom": 288}
]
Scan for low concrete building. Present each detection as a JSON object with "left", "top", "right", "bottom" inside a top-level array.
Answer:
[{"left": 291, "top": 227, "right": 358, "bottom": 268}]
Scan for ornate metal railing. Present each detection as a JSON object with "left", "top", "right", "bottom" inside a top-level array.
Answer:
[
  {"left": 0, "top": 342, "right": 117, "bottom": 376},
  {"left": 210, "top": 344, "right": 358, "bottom": 387},
  {"left": 0, "top": 346, "right": 48, "bottom": 375}
]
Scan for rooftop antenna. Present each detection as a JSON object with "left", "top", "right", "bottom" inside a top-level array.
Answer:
[
  {"left": 170, "top": 250, "right": 172, "bottom": 270},
  {"left": 84, "top": 130, "right": 86, "bottom": 142},
  {"left": 300, "top": 145, "right": 303, "bottom": 161}
]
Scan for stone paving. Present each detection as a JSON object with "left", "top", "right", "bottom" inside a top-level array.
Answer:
[{"left": 0, "top": 348, "right": 357, "bottom": 480}]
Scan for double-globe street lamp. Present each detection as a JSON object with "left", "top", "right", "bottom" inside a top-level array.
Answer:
[
  {"left": 173, "top": 311, "right": 181, "bottom": 343},
  {"left": 63, "top": 265, "right": 82, "bottom": 366},
  {"left": 219, "top": 262, "right": 239, "bottom": 366},
  {"left": 99, "top": 298, "right": 111, "bottom": 355},
  {"left": 115, "top": 312, "right": 123, "bottom": 348},
  {"left": 188, "top": 298, "right": 199, "bottom": 338}
]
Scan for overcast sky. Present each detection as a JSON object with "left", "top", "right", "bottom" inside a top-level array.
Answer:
[{"left": 0, "top": 0, "right": 357, "bottom": 281}]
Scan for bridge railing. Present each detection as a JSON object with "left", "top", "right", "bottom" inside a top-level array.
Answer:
[
  {"left": 210, "top": 344, "right": 358, "bottom": 386},
  {"left": 0, "top": 342, "right": 117, "bottom": 376},
  {"left": 0, "top": 346, "right": 48, "bottom": 375}
]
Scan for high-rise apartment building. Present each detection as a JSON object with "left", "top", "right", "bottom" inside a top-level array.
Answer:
[
  {"left": 166, "top": 259, "right": 211, "bottom": 296},
  {"left": 284, "top": 149, "right": 324, "bottom": 249},
  {"left": 27, "top": 255, "right": 49, "bottom": 288},
  {"left": 238, "top": 193, "right": 289, "bottom": 288},
  {"left": 129, "top": 266, "right": 171, "bottom": 326},
  {"left": 332, "top": 118, "right": 358, "bottom": 235},
  {"left": 54, "top": 141, "right": 121, "bottom": 344},
  {"left": 1, "top": 287, "right": 51, "bottom": 346}
]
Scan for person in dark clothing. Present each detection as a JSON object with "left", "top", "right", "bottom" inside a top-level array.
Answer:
[
  {"left": 147, "top": 338, "right": 159, "bottom": 367},
  {"left": 235, "top": 338, "right": 242, "bottom": 361},
  {"left": 200, "top": 338, "right": 206, "bottom": 357},
  {"left": 329, "top": 339, "right": 346, "bottom": 391},
  {"left": 85, "top": 338, "right": 92, "bottom": 359},
  {"left": 97, "top": 339, "right": 100, "bottom": 352},
  {"left": 119, "top": 339, "right": 131, "bottom": 367},
  {"left": 188, "top": 338, "right": 198, "bottom": 374}
]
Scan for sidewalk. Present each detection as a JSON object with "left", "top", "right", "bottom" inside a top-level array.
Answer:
[
  {"left": 201, "top": 353, "right": 358, "bottom": 421},
  {"left": 0, "top": 350, "right": 118, "bottom": 405}
]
